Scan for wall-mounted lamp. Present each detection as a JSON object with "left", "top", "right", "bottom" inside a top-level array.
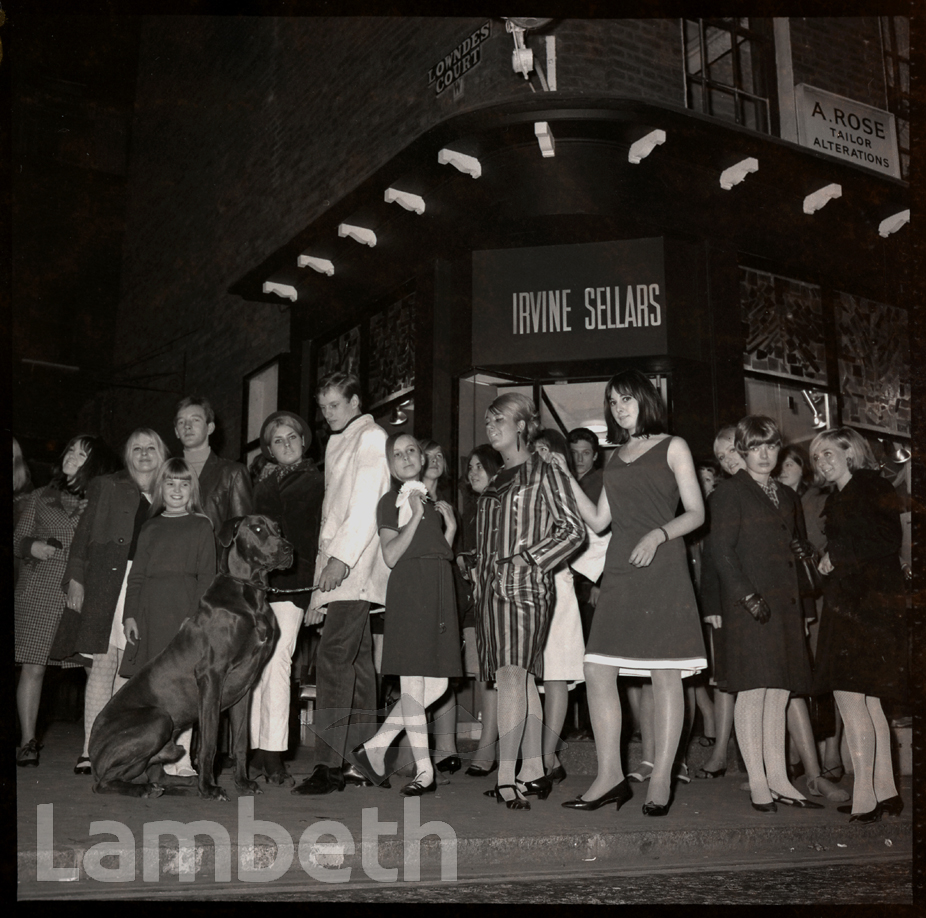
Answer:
[
  {"left": 879, "top": 438, "right": 911, "bottom": 464},
  {"left": 803, "top": 183, "right": 842, "bottom": 215},
  {"left": 297, "top": 255, "right": 335, "bottom": 275},
  {"left": 891, "top": 442, "right": 912, "bottom": 464},
  {"left": 438, "top": 148, "right": 481, "bottom": 179},
  {"left": 720, "top": 157, "right": 759, "bottom": 190},
  {"left": 262, "top": 281, "right": 297, "bottom": 302},
  {"left": 338, "top": 223, "right": 377, "bottom": 247},
  {"left": 628, "top": 129, "right": 666, "bottom": 164},
  {"left": 801, "top": 389, "right": 827, "bottom": 429},
  {"left": 384, "top": 187, "right": 426, "bottom": 214},
  {"left": 389, "top": 407, "right": 409, "bottom": 426},
  {"left": 878, "top": 209, "right": 910, "bottom": 238},
  {"left": 534, "top": 122, "right": 555, "bottom": 158}
]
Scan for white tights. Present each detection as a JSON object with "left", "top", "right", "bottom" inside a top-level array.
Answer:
[
  {"left": 363, "top": 675, "right": 448, "bottom": 784},
  {"left": 833, "top": 690, "right": 897, "bottom": 813}
]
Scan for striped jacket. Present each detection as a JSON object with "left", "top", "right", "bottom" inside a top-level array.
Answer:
[{"left": 473, "top": 454, "right": 585, "bottom": 615}]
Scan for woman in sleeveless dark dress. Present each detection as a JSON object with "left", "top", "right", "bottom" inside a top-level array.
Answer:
[{"left": 559, "top": 370, "right": 705, "bottom": 816}]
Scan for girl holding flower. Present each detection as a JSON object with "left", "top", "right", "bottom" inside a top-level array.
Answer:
[{"left": 348, "top": 433, "right": 461, "bottom": 795}]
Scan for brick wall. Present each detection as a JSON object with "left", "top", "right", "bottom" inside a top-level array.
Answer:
[{"left": 790, "top": 17, "right": 888, "bottom": 107}]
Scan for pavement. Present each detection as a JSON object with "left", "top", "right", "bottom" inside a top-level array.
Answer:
[{"left": 17, "top": 720, "right": 912, "bottom": 895}]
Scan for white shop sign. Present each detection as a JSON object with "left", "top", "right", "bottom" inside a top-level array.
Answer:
[{"left": 795, "top": 84, "right": 900, "bottom": 179}]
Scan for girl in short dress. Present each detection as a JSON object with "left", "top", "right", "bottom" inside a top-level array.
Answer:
[
  {"left": 349, "top": 433, "right": 461, "bottom": 796},
  {"left": 120, "top": 457, "right": 216, "bottom": 776}
]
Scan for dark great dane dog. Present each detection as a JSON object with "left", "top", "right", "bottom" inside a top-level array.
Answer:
[{"left": 89, "top": 514, "right": 293, "bottom": 799}]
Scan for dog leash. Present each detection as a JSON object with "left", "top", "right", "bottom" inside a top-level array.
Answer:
[{"left": 266, "top": 585, "right": 320, "bottom": 595}]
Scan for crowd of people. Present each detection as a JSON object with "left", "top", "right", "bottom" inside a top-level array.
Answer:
[{"left": 13, "top": 369, "right": 908, "bottom": 821}]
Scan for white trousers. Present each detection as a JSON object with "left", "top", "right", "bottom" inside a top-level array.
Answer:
[{"left": 249, "top": 601, "right": 302, "bottom": 751}]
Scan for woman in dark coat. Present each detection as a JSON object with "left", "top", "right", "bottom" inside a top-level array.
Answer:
[
  {"left": 708, "top": 416, "right": 818, "bottom": 813},
  {"left": 58, "top": 428, "right": 169, "bottom": 773},
  {"left": 810, "top": 427, "right": 905, "bottom": 823},
  {"left": 249, "top": 411, "right": 324, "bottom": 785},
  {"left": 15, "top": 435, "right": 118, "bottom": 766}
]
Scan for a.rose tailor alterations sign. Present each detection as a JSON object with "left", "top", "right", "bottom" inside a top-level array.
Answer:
[
  {"left": 794, "top": 84, "right": 900, "bottom": 179},
  {"left": 472, "top": 239, "right": 667, "bottom": 366}
]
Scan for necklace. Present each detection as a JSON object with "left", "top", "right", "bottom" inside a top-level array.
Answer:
[{"left": 632, "top": 433, "right": 650, "bottom": 440}]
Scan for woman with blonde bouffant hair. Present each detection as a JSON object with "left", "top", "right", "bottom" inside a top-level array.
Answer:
[
  {"left": 472, "top": 393, "right": 585, "bottom": 810},
  {"left": 810, "top": 427, "right": 905, "bottom": 823}
]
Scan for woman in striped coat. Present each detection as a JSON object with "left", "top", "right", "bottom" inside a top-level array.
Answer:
[{"left": 473, "top": 393, "right": 585, "bottom": 809}]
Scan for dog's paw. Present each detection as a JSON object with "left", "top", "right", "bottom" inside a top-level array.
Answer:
[
  {"left": 144, "top": 783, "right": 165, "bottom": 798},
  {"left": 199, "top": 784, "right": 229, "bottom": 802},
  {"left": 235, "top": 779, "right": 263, "bottom": 796}
]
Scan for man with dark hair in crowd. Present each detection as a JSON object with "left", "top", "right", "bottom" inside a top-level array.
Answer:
[
  {"left": 292, "top": 371, "right": 391, "bottom": 795},
  {"left": 174, "top": 396, "right": 252, "bottom": 531}
]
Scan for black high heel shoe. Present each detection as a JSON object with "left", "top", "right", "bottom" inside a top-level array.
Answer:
[
  {"left": 546, "top": 764, "right": 567, "bottom": 784},
  {"left": 561, "top": 778, "right": 632, "bottom": 811},
  {"left": 518, "top": 774, "right": 553, "bottom": 800},
  {"left": 879, "top": 795, "right": 904, "bottom": 817},
  {"left": 751, "top": 800, "right": 778, "bottom": 814},
  {"left": 485, "top": 783, "right": 531, "bottom": 810},
  {"left": 642, "top": 800, "right": 670, "bottom": 817},
  {"left": 436, "top": 755, "right": 462, "bottom": 775},
  {"left": 838, "top": 803, "right": 883, "bottom": 823}
]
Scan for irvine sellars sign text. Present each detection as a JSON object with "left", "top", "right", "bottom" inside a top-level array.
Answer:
[
  {"left": 794, "top": 84, "right": 900, "bottom": 179},
  {"left": 428, "top": 22, "right": 491, "bottom": 96},
  {"left": 472, "top": 239, "right": 667, "bottom": 366}
]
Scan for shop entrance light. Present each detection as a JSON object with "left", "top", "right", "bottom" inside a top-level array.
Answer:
[{"left": 801, "top": 390, "right": 827, "bottom": 429}]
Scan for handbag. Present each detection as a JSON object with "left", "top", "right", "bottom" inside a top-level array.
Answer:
[
  {"left": 48, "top": 604, "right": 92, "bottom": 666},
  {"left": 791, "top": 538, "right": 825, "bottom": 598}
]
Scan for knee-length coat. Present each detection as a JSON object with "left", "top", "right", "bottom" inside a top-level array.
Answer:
[
  {"left": 813, "top": 468, "right": 906, "bottom": 699},
  {"left": 706, "top": 469, "right": 813, "bottom": 694},
  {"left": 14, "top": 485, "right": 85, "bottom": 667},
  {"left": 56, "top": 470, "right": 145, "bottom": 657}
]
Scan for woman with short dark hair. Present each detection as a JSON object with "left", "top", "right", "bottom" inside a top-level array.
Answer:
[{"left": 709, "top": 416, "right": 818, "bottom": 813}]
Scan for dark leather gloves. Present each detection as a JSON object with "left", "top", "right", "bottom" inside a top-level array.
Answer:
[
  {"left": 789, "top": 538, "right": 815, "bottom": 561},
  {"left": 739, "top": 593, "right": 771, "bottom": 624}
]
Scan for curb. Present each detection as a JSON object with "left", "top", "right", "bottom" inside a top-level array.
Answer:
[{"left": 21, "top": 816, "right": 912, "bottom": 884}]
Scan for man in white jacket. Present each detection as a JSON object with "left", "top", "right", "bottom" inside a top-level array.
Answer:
[{"left": 292, "top": 371, "right": 391, "bottom": 795}]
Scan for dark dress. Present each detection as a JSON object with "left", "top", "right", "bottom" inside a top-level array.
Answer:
[
  {"left": 376, "top": 492, "right": 462, "bottom": 678},
  {"left": 585, "top": 437, "right": 706, "bottom": 675},
  {"left": 813, "top": 469, "right": 906, "bottom": 699},
  {"left": 707, "top": 470, "right": 813, "bottom": 694},
  {"left": 119, "top": 513, "right": 216, "bottom": 677}
]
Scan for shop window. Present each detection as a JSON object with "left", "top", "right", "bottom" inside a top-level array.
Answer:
[
  {"left": 309, "top": 287, "right": 417, "bottom": 443},
  {"left": 741, "top": 268, "right": 827, "bottom": 384},
  {"left": 835, "top": 292, "right": 910, "bottom": 437},
  {"left": 241, "top": 356, "right": 282, "bottom": 469},
  {"left": 881, "top": 17, "right": 910, "bottom": 180},
  {"left": 683, "top": 18, "right": 776, "bottom": 134}
]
